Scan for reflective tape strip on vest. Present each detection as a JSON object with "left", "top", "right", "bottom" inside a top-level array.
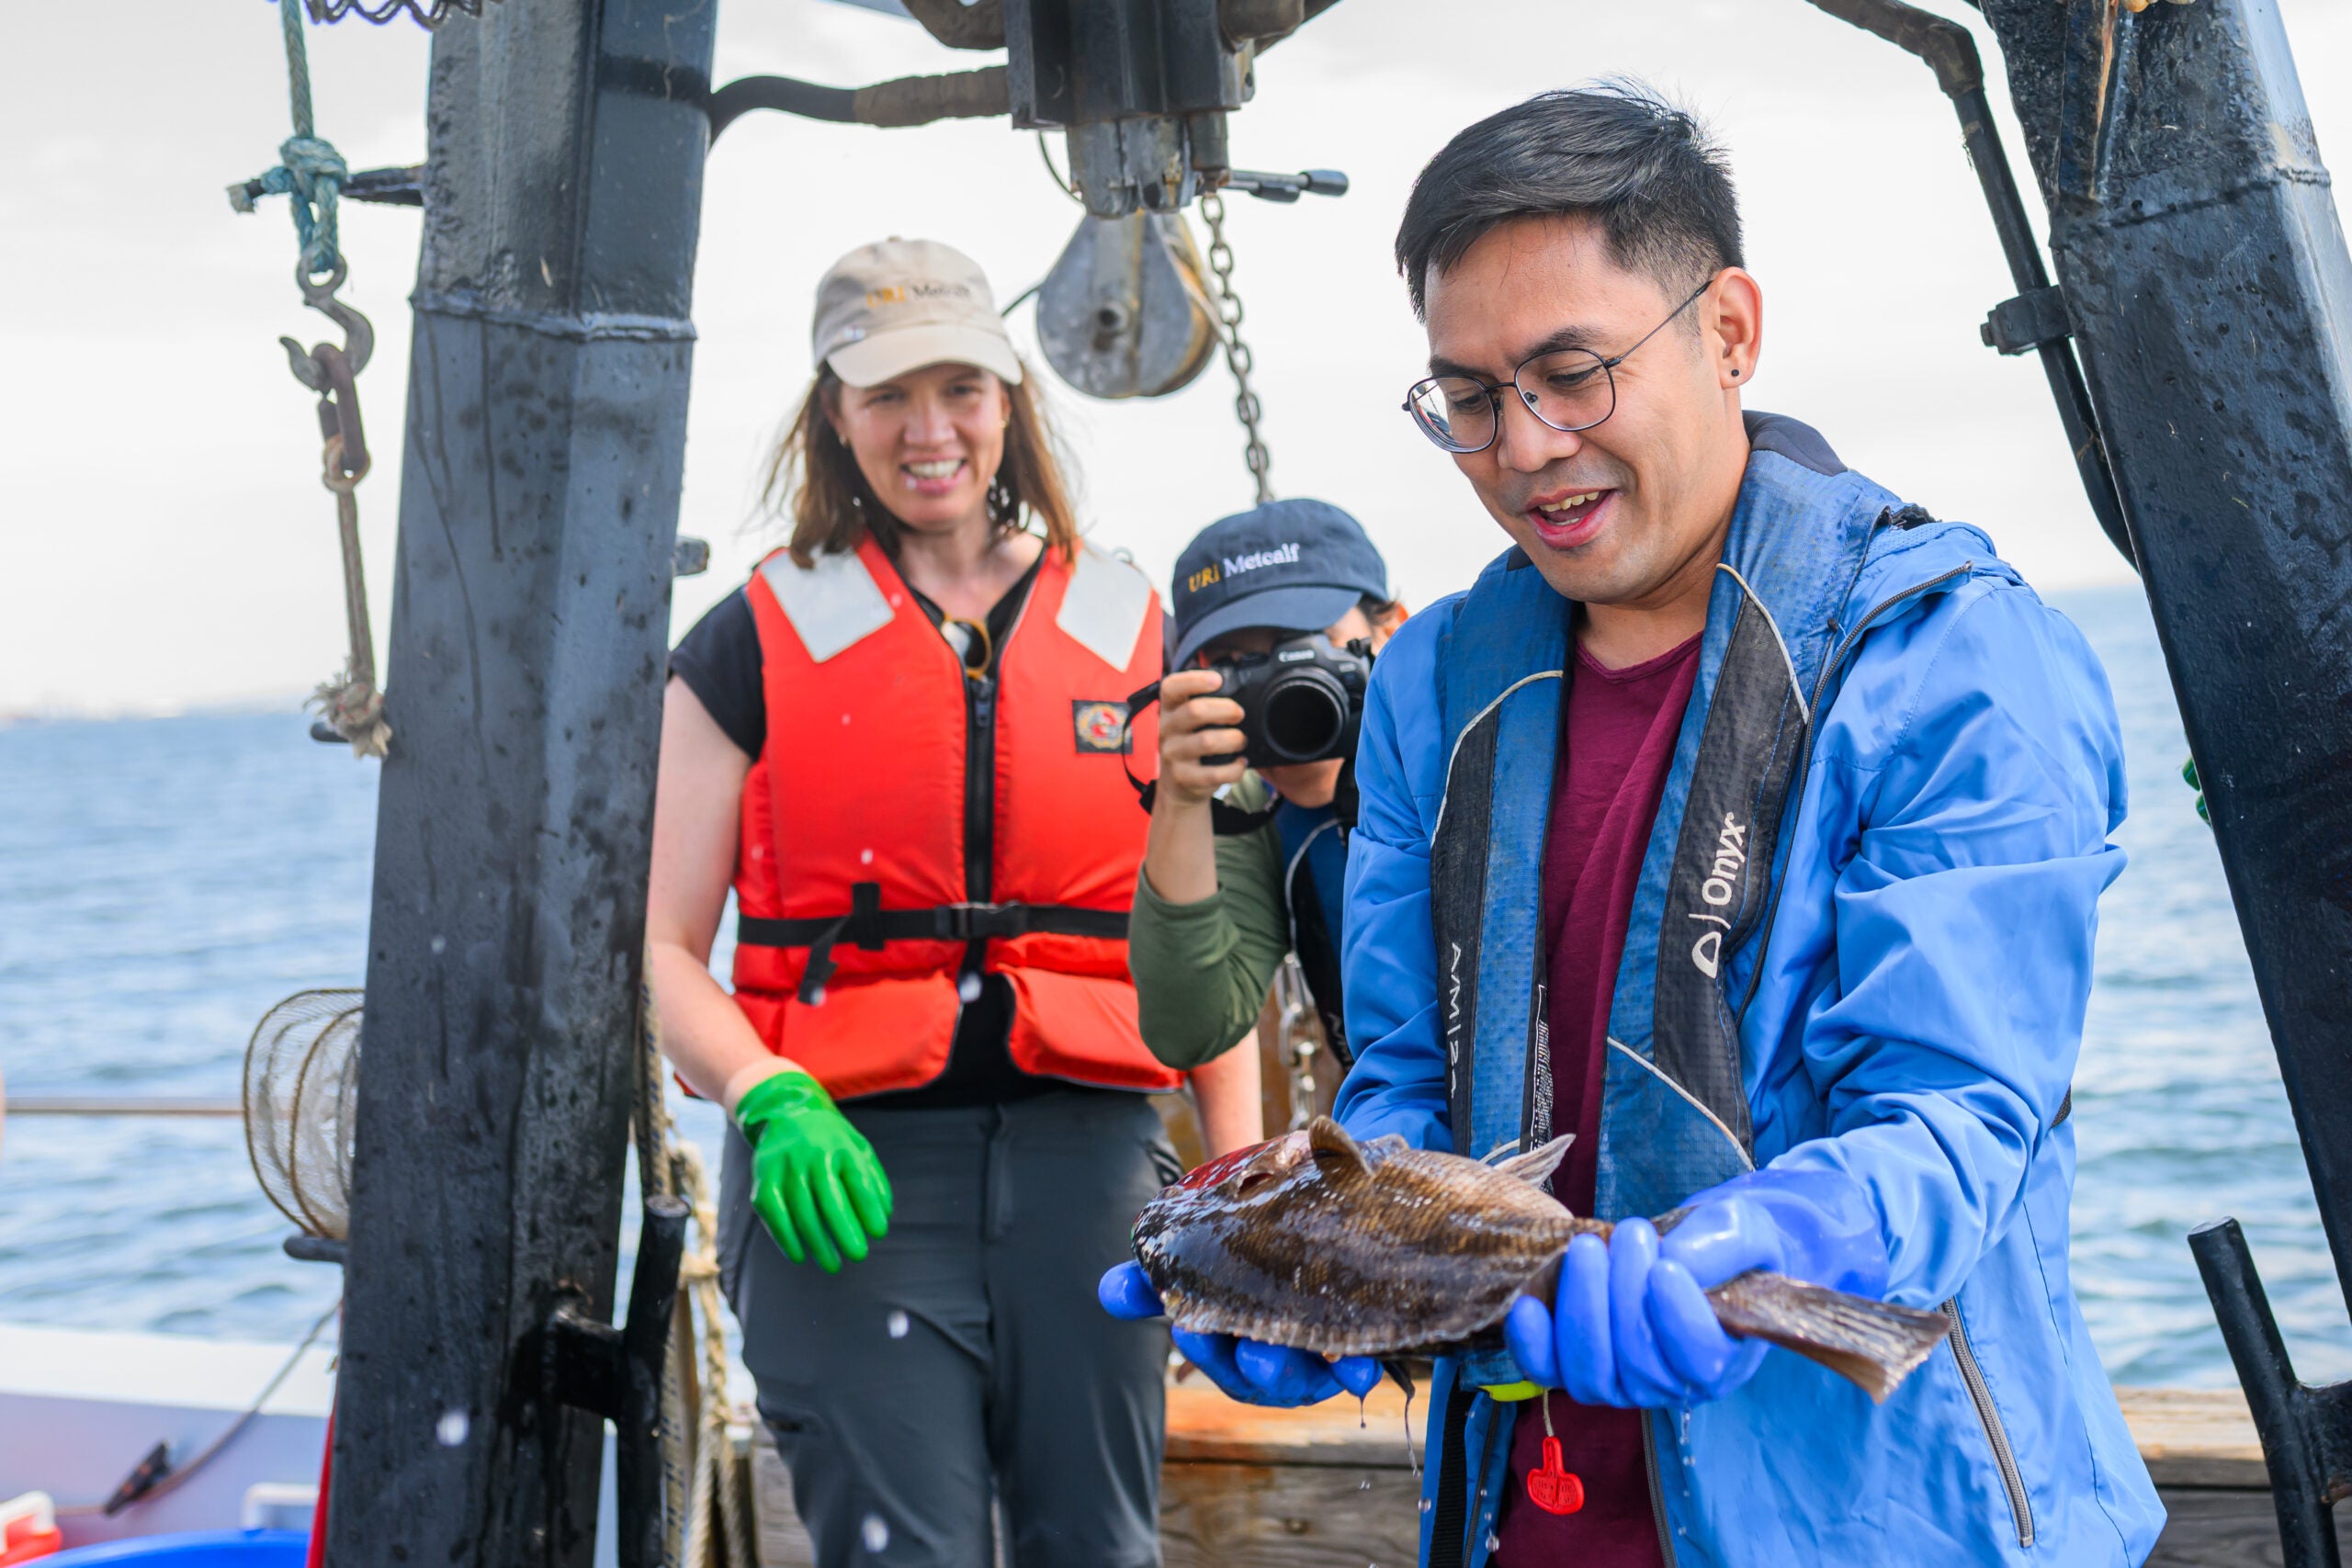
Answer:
[{"left": 729, "top": 534, "right": 1179, "bottom": 1100}]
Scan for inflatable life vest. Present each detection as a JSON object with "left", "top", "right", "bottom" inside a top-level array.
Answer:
[
  {"left": 1274, "top": 799, "right": 1352, "bottom": 1073},
  {"left": 729, "top": 534, "right": 1181, "bottom": 1100}
]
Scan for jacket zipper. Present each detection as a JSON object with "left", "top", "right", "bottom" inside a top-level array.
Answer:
[
  {"left": 960, "top": 671, "right": 997, "bottom": 983},
  {"left": 1733, "top": 562, "right": 1974, "bottom": 1030},
  {"left": 1519, "top": 982, "right": 1552, "bottom": 1153},
  {"left": 1941, "top": 1298, "right": 2034, "bottom": 1547},
  {"left": 1811, "top": 563, "right": 1975, "bottom": 716},
  {"left": 967, "top": 673, "right": 996, "bottom": 902}
]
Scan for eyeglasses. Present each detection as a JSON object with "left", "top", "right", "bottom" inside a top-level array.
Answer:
[{"left": 1401, "top": 279, "right": 1714, "bottom": 456}]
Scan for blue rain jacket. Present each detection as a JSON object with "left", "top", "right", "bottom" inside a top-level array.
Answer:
[{"left": 1334, "top": 416, "right": 2163, "bottom": 1566}]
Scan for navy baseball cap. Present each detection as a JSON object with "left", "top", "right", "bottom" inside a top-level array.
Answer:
[{"left": 1168, "top": 499, "right": 1389, "bottom": 667}]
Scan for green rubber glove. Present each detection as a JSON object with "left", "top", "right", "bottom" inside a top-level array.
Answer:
[{"left": 733, "top": 1070, "right": 892, "bottom": 1273}]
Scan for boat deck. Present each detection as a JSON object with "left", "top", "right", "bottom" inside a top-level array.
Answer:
[{"left": 747, "top": 1382, "right": 2337, "bottom": 1566}]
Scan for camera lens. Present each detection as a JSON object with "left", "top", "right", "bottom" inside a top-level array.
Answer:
[{"left": 1261, "top": 671, "right": 1349, "bottom": 762}]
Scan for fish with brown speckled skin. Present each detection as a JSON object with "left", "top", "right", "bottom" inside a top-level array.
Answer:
[{"left": 1133, "top": 1117, "right": 1951, "bottom": 1402}]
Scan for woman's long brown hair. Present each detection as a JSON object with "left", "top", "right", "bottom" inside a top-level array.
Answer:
[{"left": 761, "top": 362, "right": 1081, "bottom": 568}]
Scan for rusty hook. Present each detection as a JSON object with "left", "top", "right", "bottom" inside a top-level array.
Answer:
[
  {"left": 312, "top": 346, "right": 370, "bottom": 482},
  {"left": 279, "top": 257, "right": 375, "bottom": 482},
  {"left": 277, "top": 256, "right": 376, "bottom": 392}
]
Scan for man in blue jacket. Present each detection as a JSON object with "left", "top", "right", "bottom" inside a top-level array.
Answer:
[{"left": 1107, "top": 83, "right": 2163, "bottom": 1565}]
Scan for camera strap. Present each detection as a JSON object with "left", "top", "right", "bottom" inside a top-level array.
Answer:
[
  {"left": 1329, "top": 753, "right": 1360, "bottom": 832},
  {"left": 1122, "top": 678, "right": 1280, "bottom": 837}
]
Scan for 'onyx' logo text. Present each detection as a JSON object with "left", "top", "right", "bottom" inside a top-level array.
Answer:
[{"left": 1688, "top": 812, "right": 1747, "bottom": 979}]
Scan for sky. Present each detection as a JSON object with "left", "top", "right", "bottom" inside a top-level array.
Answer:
[{"left": 3, "top": 0, "right": 2347, "bottom": 716}]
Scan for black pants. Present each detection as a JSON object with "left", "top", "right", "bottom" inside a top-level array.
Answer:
[{"left": 721, "top": 1089, "right": 1178, "bottom": 1568}]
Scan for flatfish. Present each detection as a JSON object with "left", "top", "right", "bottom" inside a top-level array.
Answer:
[{"left": 1133, "top": 1117, "right": 1951, "bottom": 1402}]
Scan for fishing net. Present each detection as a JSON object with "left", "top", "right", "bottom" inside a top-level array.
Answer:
[
  {"left": 243, "top": 987, "right": 365, "bottom": 1240},
  {"left": 302, "top": 0, "right": 502, "bottom": 27}
]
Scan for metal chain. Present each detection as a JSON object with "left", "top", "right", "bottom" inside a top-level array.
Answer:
[
  {"left": 316, "top": 432, "right": 391, "bottom": 758},
  {"left": 1272, "top": 953, "right": 1317, "bottom": 1131},
  {"left": 1199, "top": 192, "right": 1274, "bottom": 504}
]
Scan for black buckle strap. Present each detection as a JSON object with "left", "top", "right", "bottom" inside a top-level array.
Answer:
[
  {"left": 736, "top": 882, "right": 1130, "bottom": 1004},
  {"left": 1426, "top": 1379, "right": 1478, "bottom": 1568}
]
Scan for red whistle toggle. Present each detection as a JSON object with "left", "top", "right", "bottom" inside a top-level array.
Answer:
[{"left": 1525, "top": 1436, "right": 1585, "bottom": 1516}]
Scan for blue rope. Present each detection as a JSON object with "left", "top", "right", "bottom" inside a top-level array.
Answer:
[
  {"left": 252, "top": 136, "right": 348, "bottom": 280},
  {"left": 239, "top": 1, "right": 346, "bottom": 280}
]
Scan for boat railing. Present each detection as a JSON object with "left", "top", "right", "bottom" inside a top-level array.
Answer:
[{"left": 6, "top": 1099, "right": 243, "bottom": 1117}]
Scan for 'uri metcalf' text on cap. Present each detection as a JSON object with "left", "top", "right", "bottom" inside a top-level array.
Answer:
[{"left": 1168, "top": 498, "right": 1389, "bottom": 667}]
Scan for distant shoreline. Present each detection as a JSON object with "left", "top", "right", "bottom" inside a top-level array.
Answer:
[{"left": 1, "top": 584, "right": 2153, "bottom": 728}]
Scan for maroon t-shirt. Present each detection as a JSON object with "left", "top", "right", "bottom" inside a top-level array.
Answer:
[{"left": 1493, "top": 629, "right": 1700, "bottom": 1567}]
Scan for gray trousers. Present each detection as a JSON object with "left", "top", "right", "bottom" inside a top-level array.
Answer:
[{"left": 720, "top": 1089, "right": 1178, "bottom": 1568}]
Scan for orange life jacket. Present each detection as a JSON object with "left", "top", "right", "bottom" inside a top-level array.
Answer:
[{"left": 729, "top": 535, "right": 1180, "bottom": 1100}]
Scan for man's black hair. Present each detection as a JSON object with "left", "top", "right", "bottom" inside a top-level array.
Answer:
[{"left": 1395, "top": 82, "right": 1742, "bottom": 318}]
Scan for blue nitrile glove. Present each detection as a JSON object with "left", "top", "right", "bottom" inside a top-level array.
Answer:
[
  {"left": 1504, "top": 1166, "right": 1888, "bottom": 1408},
  {"left": 1098, "top": 1261, "right": 1383, "bottom": 1408}
]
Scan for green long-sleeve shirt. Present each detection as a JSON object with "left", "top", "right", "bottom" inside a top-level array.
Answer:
[{"left": 1126, "top": 775, "right": 1293, "bottom": 1069}]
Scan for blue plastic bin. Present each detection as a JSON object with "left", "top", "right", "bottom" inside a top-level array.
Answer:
[{"left": 44, "top": 1531, "right": 308, "bottom": 1566}]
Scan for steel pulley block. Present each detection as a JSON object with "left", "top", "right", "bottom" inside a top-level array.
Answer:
[{"left": 1036, "top": 211, "right": 1219, "bottom": 400}]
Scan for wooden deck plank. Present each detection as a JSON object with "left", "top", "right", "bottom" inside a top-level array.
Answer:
[
  {"left": 1164, "top": 1381, "right": 1419, "bottom": 1469},
  {"left": 2146, "top": 1491, "right": 2352, "bottom": 1567},
  {"left": 2115, "top": 1385, "right": 2269, "bottom": 1490},
  {"left": 747, "top": 1382, "right": 2304, "bottom": 1566},
  {"left": 1161, "top": 1462, "right": 1423, "bottom": 1567}
]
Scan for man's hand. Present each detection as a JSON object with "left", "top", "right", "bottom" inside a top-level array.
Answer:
[
  {"left": 733, "top": 1070, "right": 893, "bottom": 1273},
  {"left": 1155, "top": 669, "right": 1250, "bottom": 809},
  {"left": 1503, "top": 1167, "right": 1890, "bottom": 1407},
  {"left": 1505, "top": 1206, "right": 1774, "bottom": 1407},
  {"left": 1098, "top": 1261, "right": 1383, "bottom": 1408}
]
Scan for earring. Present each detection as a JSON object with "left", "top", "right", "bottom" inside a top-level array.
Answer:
[{"left": 1730, "top": 368, "right": 1742, "bottom": 379}]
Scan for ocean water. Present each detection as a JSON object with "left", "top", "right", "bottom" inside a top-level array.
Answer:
[{"left": 0, "top": 584, "right": 2346, "bottom": 1390}]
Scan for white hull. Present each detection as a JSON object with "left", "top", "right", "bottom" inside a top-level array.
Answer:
[{"left": 0, "top": 1322, "right": 329, "bottom": 1549}]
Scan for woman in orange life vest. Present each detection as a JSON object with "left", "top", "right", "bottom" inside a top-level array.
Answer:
[{"left": 647, "top": 239, "right": 1261, "bottom": 1567}]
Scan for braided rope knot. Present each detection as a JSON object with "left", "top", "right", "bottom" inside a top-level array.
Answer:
[
  {"left": 253, "top": 135, "right": 349, "bottom": 279},
  {"left": 313, "top": 672, "right": 390, "bottom": 759}
]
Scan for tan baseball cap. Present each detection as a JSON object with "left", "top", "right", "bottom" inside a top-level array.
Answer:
[{"left": 811, "top": 238, "right": 1025, "bottom": 389}]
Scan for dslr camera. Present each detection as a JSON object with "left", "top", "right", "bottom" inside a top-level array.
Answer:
[{"left": 1202, "top": 633, "right": 1374, "bottom": 767}]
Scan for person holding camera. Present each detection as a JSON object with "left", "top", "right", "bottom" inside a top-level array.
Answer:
[
  {"left": 649, "top": 238, "right": 1258, "bottom": 1568},
  {"left": 1126, "top": 500, "right": 1406, "bottom": 1083}
]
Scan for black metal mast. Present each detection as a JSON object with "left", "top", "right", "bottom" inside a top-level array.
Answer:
[
  {"left": 1961, "top": 0, "right": 2352, "bottom": 1242},
  {"left": 1957, "top": 1, "right": 2352, "bottom": 1561},
  {"left": 328, "top": 2, "right": 716, "bottom": 1562}
]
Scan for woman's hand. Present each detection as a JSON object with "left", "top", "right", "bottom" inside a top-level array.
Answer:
[
  {"left": 1155, "top": 669, "right": 1250, "bottom": 808},
  {"left": 733, "top": 1068, "right": 894, "bottom": 1273}
]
